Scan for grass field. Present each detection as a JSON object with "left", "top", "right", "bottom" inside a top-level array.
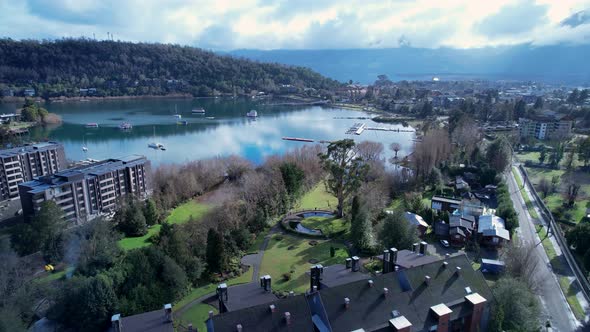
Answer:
[
  {"left": 300, "top": 216, "right": 348, "bottom": 237},
  {"left": 177, "top": 303, "right": 217, "bottom": 332},
  {"left": 259, "top": 234, "right": 348, "bottom": 293},
  {"left": 118, "top": 201, "right": 210, "bottom": 251},
  {"left": 298, "top": 182, "right": 338, "bottom": 210}
]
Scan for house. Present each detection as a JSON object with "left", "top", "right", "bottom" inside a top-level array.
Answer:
[
  {"left": 449, "top": 212, "right": 475, "bottom": 247},
  {"left": 206, "top": 254, "right": 492, "bottom": 332},
  {"left": 23, "top": 88, "right": 35, "bottom": 97},
  {"left": 477, "top": 214, "right": 510, "bottom": 247},
  {"left": 455, "top": 176, "right": 469, "bottom": 190},
  {"left": 403, "top": 211, "right": 429, "bottom": 237},
  {"left": 431, "top": 196, "right": 461, "bottom": 213},
  {"left": 109, "top": 304, "right": 174, "bottom": 332},
  {"left": 376, "top": 245, "right": 440, "bottom": 271}
]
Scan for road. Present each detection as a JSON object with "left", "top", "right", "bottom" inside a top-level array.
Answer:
[{"left": 507, "top": 168, "right": 580, "bottom": 331}]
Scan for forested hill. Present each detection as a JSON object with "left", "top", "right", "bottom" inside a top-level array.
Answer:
[{"left": 0, "top": 39, "right": 340, "bottom": 98}]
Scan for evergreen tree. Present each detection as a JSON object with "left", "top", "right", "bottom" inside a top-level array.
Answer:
[
  {"left": 117, "top": 201, "right": 147, "bottom": 237},
  {"left": 279, "top": 162, "right": 305, "bottom": 197},
  {"left": 206, "top": 228, "right": 225, "bottom": 273},
  {"left": 143, "top": 199, "right": 160, "bottom": 226},
  {"left": 350, "top": 202, "right": 373, "bottom": 252},
  {"left": 378, "top": 211, "right": 418, "bottom": 250}
]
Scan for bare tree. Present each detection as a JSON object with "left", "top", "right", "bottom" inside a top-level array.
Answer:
[
  {"left": 451, "top": 116, "right": 481, "bottom": 163},
  {"left": 389, "top": 142, "right": 402, "bottom": 158},
  {"left": 411, "top": 128, "right": 451, "bottom": 180},
  {"left": 563, "top": 182, "right": 581, "bottom": 208},
  {"left": 224, "top": 155, "right": 253, "bottom": 182},
  {"left": 538, "top": 178, "right": 551, "bottom": 198},
  {"left": 501, "top": 241, "right": 541, "bottom": 291},
  {"left": 355, "top": 141, "right": 384, "bottom": 162}
]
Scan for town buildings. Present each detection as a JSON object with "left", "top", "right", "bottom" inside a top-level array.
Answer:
[
  {"left": 18, "top": 155, "right": 150, "bottom": 223},
  {"left": 0, "top": 142, "right": 66, "bottom": 201},
  {"left": 518, "top": 112, "right": 574, "bottom": 140}
]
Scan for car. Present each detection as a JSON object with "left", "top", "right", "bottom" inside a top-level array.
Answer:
[{"left": 440, "top": 240, "right": 450, "bottom": 248}]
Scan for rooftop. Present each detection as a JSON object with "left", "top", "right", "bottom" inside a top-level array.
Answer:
[
  {"left": 307, "top": 264, "right": 371, "bottom": 288},
  {"left": 108, "top": 309, "right": 173, "bottom": 332},
  {"left": 404, "top": 212, "right": 429, "bottom": 228},
  {"left": 377, "top": 249, "right": 440, "bottom": 269},
  {"left": 216, "top": 281, "right": 278, "bottom": 312},
  {"left": 0, "top": 141, "right": 62, "bottom": 158},
  {"left": 478, "top": 215, "right": 510, "bottom": 240}
]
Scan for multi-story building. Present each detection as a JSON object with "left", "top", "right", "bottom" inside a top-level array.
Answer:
[
  {"left": 18, "top": 155, "right": 150, "bottom": 223},
  {"left": 518, "top": 112, "right": 574, "bottom": 140},
  {"left": 0, "top": 142, "right": 66, "bottom": 201}
]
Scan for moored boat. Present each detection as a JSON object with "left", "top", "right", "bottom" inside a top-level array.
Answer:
[
  {"left": 85, "top": 123, "right": 99, "bottom": 128},
  {"left": 119, "top": 122, "right": 132, "bottom": 130},
  {"left": 192, "top": 108, "right": 205, "bottom": 114},
  {"left": 246, "top": 110, "right": 258, "bottom": 117}
]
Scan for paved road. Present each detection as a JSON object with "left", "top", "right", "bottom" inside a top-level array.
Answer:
[{"left": 507, "top": 169, "right": 579, "bottom": 331}]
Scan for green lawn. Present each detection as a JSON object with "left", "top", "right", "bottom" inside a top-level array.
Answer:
[
  {"left": 248, "top": 229, "right": 269, "bottom": 254},
  {"left": 173, "top": 267, "right": 253, "bottom": 311},
  {"left": 300, "top": 216, "right": 348, "bottom": 237},
  {"left": 516, "top": 151, "right": 540, "bottom": 164},
  {"left": 559, "top": 277, "right": 586, "bottom": 321},
  {"left": 259, "top": 234, "right": 348, "bottom": 294},
  {"left": 177, "top": 303, "right": 217, "bottom": 332},
  {"left": 118, "top": 201, "right": 210, "bottom": 251},
  {"left": 298, "top": 182, "right": 338, "bottom": 210}
]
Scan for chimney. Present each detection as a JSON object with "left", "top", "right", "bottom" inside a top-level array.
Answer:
[
  {"left": 412, "top": 243, "right": 419, "bottom": 252},
  {"left": 236, "top": 324, "right": 243, "bottom": 332},
  {"left": 217, "top": 283, "right": 228, "bottom": 313},
  {"left": 345, "top": 257, "right": 352, "bottom": 269},
  {"left": 344, "top": 297, "right": 350, "bottom": 309},
  {"left": 383, "top": 250, "right": 390, "bottom": 273},
  {"left": 313, "top": 285, "right": 318, "bottom": 292},
  {"left": 284, "top": 312, "right": 291, "bottom": 325},
  {"left": 430, "top": 304, "right": 452, "bottom": 332},
  {"left": 394, "top": 266, "right": 399, "bottom": 272},
  {"left": 389, "top": 315, "right": 412, "bottom": 332},
  {"left": 424, "top": 275, "right": 431, "bottom": 285},
  {"left": 368, "top": 279, "right": 374, "bottom": 287},
  {"left": 164, "top": 303, "right": 172, "bottom": 323},
  {"left": 188, "top": 323, "right": 193, "bottom": 332},
  {"left": 389, "top": 247, "right": 398, "bottom": 271},
  {"left": 419, "top": 241, "right": 427, "bottom": 255},
  {"left": 464, "top": 293, "right": 487, "bottom": 332},
  {"left": 443, "top": 261, "right": 449, "bottom": 269},
  {"left": 111, "top": 314, "right": 122, "bottom": 332},
  {"left": 264, "top": 275, "right": 272, "bottom": 292},
  {"left": 310, "top": 265, "right": 322, "bottom": 291},
  {"left": 384, "top": 287, "right": 389, "bottom": 297},
  {"left": 209, "top": 311, "right": 214, "bottom": 319},
  {"left": 456, "top": 267, "right": 462, "bottom": 275},
  {"left": 445, "top": 253, "right": 450, "bottom": 261},
  {"left": 270, "top": 304, "right": 277, "bottom": 313},
  {"left": 351, "top": 256, "right": 360, "bottom": 272}
]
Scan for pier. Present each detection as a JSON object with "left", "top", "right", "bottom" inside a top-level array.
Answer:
[
  {"left": 346, "top": 123, "right": 414, "bottom": 135},
  {"left": 346, "top": 123, "right": 366, "bottom": 135},
  {"left": 282, "top": 137, "right": 314, "bottom": 142}
]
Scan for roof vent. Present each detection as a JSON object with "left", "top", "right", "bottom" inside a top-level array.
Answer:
[
  {"left": 445, "top": 253, "right": 450, "bottom": 260},
  {"left": 368, "top": 280, "right": 374, "bottom": 287},
  {"left": 443, "top": 261, "right": 449, "bottom": 268},
  {"left": 384, "top": 287, "right": 389, "bottom": 296},
  {"left": 344, "top": 297, "right": 350, "bottom": 309},
  {"left": 313, "top": 285, "right": 318, "bottom": 292},
  {"left": 188, "top": 323, "right": 193, "bottom": 332},
  {"left": 270, "top": 304, "right": 277, "bottom": 313},
  {"left": 284, "top": 312, "right": 291, "bottom": 325},
  {"left": 391, "top": 310, "right": 400, "bottom": 318},
  {"left": 236, "top": 324, "right": 243, "bottom": 332},
  {"left": 456, "top": 266, "right": 462, "bottom": 275},
  {"left": 424, "top": 275, "right": 431, "bottom": 285},
  {"left": 465, "top": 287, "right": 472, "bottom": 294}
]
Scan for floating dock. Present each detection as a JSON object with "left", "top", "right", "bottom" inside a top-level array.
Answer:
[
  {"left": 365, "top": 127, "right": 415, "bottom": 132},
  {"left": 346, "top": 123, "right": 366, "bottom": 135}
]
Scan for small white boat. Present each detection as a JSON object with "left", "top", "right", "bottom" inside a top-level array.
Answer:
[
  {"left": 119, "top": 122, "right": 132, "bottom": 130},
  {"left": 192, "top": 108, "right": 206, "bottom": 114},
  {"left": 205, "top": 117, "right": 215, "bottom": 120},
  {"left": 246, "top": 110, "right": 258, "bottom": 117},
  {"left": 173, "top": 114, "right": 182, "bottom": 119},
  {"left": 148, "top": 142, "right": 165, "bottom": 150},
  {"left": 82, "top": 146, "right": 88, "bottom": 152}
]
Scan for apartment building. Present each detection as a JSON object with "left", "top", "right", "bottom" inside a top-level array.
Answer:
[
  {"left": 19, "top": 155, "right": 150, "bottom": 223},
  {"left": 518, "top": 112, "right": 574, "bottom": 140},
  {"left": 0, "top": 142, "right": 66, "bottom": 201}
]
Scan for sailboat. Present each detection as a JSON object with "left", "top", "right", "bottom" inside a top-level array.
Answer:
[
  {"left": 82, "top": 135, "right": 88, "bottom": 152},
  {"left": 172, "top": 104, "right": 182, "bottom": 119},
  {"left": 148, "top": 126, "right": 165, "bottom": 150}
]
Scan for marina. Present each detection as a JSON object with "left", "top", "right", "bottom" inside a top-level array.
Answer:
[{"left": 346, "top": 122, "right": 414, "bottom": 135}]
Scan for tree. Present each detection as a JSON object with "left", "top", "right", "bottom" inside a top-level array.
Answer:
[
  {"left": 143, "top": 199, "right": 160, "bottom": 226},
  {"left": 10, "top": 201, "right": 65, "bottom": 261},
  {"left": 378, "top": 211, "right": 418, "bottom": 250},
  {"left": 514, "top": 100, "right": 526, "bottom": 119},
  {"left": 349, "top": 196, "right": 373, "bottom": 252},
  {"left": 389, "top": 142, "right": 402, "bottom": 158},
  {"left": 279, "top": 162, "right": 305, "bottom": 198},
  {"left": 566, "top": 222, "right": 590, "bottom": 255},
  {"left": 206, "top": 228, "right": 225, "bottom": 273},
  {"left": 501, "top": 241, "right": 540, "bottom": 290},
  {"left": 319, "top": 139, "right": 369, "bottom": 218},
  {"left": 488, "top": 304, "right": 505, "bottom": 332},
  {"left": 538, "top": 148, "right": 546, "bottom": 164},
  {"left": 578, "top": 136, "right": 590, "bottom": 167},
  {"left": 117, "top": 201, "right": 148, "bottom": 237},
  {"left": 354, "top": 141, "right": 384, "bottom": 162},
  {"left": 548, "top": 144, "right": 564, "bottom": 169},
  {"left": 563, "top": 182, "right": 581, "bottom": 208},
  {"left": 533, "top": 97, "right": 543, "bottom": 109},
  {"left": 538, "top": 178, "right": 551, "bottom": 198},
  {"left": 49, "top": 274, "right": 118, "bottom": 332},
  {"left": 486, "top": 137, "right": 511, "bottom": 172},
  {"left": 584, "top": 249, "right": 590, "bottom": 271},
  {"left": 492, "top": 277, "right": 540, "bottom": 331},
  {"left": 564, "top": 150, "right": 575, "bottom": 171},
  {"left": 77, "top": 219, "right": 122, "bottom": 277}
]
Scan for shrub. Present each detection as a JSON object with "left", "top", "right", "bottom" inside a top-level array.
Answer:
[{"left": 282, "top": 272, "right": 292, "bottom": 281}]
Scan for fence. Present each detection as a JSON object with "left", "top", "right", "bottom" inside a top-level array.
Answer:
[{"left": 518, "top": 165, "right": 590, "bottom": 301}]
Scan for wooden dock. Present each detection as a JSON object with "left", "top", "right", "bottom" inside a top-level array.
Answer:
[
  {"left": 365, "top": 127, "right": 415, "bottom": 132},
  {"left": 282, "top": 137, "right": 314, "bottom": 142},
  {"left": 346, "top": 123, "right": 366, "bottom": 135}
]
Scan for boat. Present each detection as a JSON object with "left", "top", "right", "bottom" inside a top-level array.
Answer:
[
  {"left": 177, "top": 120, "right": 189, "bottom": 125},
  {"left": 119, "top": 122, "right": 132, "bottom": 130},
  {"left": 82, "top": 146, "right": 88, "bottom": 152},
  {"left": 205, "top": 117, "right": 215, "bottom": 120},
  {"left": 148, "top": 126, "right": 165, "bottom": 150},
  {"left": 85, "top": 123, "right": 99, "bottom": 128},
  {"left": 246, "top": 110, "right": 258, "bottom": 117},
  {"left": 192, "top": 108, "right": 206, "bottom": 114},
  {"left": 173, "top": 114, "right": 182, "bottom": 119}
]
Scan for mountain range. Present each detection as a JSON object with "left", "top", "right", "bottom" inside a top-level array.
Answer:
[{"left": 231, "top": 44, "right": 590, "bottom": 85}]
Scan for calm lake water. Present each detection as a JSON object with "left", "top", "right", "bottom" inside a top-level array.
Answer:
[{"left": 0, "top": 99, "right": 415, "bottom": 167}]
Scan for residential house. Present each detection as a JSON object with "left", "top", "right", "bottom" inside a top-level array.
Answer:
[
  {"left": 23, "top": 88, "right": 35, "bottom": 97},
  {"left": 403, "top": 211, "right": 429, "bottom": 237},
  {"left": 206, "top": 254, "right": 492, "bottom": 332},
  {"left": 449, "top": 212, "right": 475, "bottom": 247},
  {"left": 431, "top": 196, "right": 461, "bottom": 213},
  {"left": 109, "top": 304, "right": 173, "bottom": 332},
  {"left": 477, "top": 214, "right": 510, "bottom": 247}
]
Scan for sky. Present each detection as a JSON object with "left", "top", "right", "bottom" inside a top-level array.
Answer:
[{"left": 1, "top": 0, "right": 589, "bottom": 50}]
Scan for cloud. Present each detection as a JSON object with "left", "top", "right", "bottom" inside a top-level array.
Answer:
[
  {"left": 1, "top": 0, "right": 590, "bottom": 49},
  {"left": 475, "top": 1, "right": 548, "bottom": 37}
]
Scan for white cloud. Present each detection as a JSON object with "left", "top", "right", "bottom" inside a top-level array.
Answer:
[{"left": 1, "top": 0, "right": 590, "bottom": 49}]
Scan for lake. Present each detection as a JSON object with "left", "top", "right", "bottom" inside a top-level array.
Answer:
[{"left": 0, "top": 98, "right": 415, "bottom": 167}]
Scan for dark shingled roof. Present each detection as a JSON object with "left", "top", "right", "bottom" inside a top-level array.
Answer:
[
  {"left": 377, "top": 250, "right": 440, "bottom": 270},
  {"left": 307, "top": 264, "right": 371, "bottom": 288},
  {"left": 109, "top": 309, "right": 173, "bottom": 332},
  {"left": 210, "top": 294, "right": 314, "bottom": 332},
  {"left": 222, "top": 282, "right": 278, "bottom": 311},
  {"left": 319, "top": 254, "right": 493, "bottom": 332}
]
